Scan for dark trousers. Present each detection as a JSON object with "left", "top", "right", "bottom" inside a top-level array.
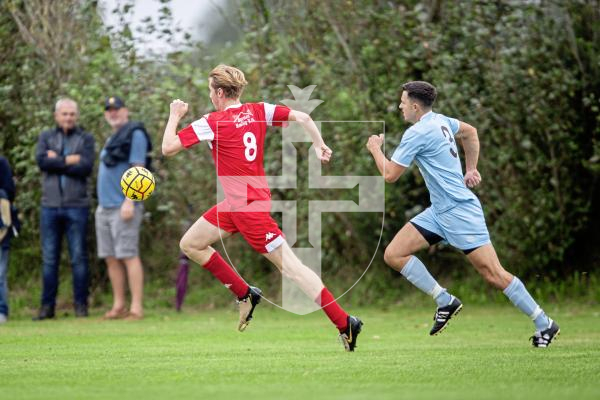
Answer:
[
  {"left": 0, "top": 247, "right": 8, "bottom": 316},
  {"left": 40, "top": 206, "right": 89, "bottom": 308}
]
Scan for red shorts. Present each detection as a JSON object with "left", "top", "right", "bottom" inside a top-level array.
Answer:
[{"left": 203, "top": 199, "right": 285, "bottom": 254}]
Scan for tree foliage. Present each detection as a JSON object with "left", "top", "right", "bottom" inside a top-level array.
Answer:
[
  {"left": 0, "top": 0, "right": 598, "bottom": 306},
  {"left": 239, "top": 0, "right": 600, "bottom": 278}
]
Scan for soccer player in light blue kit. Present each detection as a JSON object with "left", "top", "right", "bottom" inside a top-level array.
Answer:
[{"left": 366, "top": 81, "right": 559, "bottom": 347}]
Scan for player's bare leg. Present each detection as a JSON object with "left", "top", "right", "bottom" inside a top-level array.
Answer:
[
  {"left": 465, "top": 244, "right": 512, "bottom": 289},
  {"left": 263, "top": 241, "right": 363, "bottom": 351},
  {"left": 180, "top": 217, "right": 260, "bottom": 331},
  {"left": 467, "top": 244, "right": 559, "bottom": 347},
  {"left": 383, "top": 223, "right": 429, "bottom": 271},
  {"left": 384, "top": 223, "right": 462, "bottom": 335},
  {"left": 123, "top": 256, "right": 144, "bottom": 319},
  {"left": 263, "top": 241, "right": 323, "bottom": 300},
  {"left": 180, "top": 216, "right": 231, "bottom": 265},
  {"left": 103, "top": 257, "right": 128, "bottom": 319}
]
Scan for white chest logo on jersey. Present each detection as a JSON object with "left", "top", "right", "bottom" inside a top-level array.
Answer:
[
  {"left": 234, "top": 111, "right": 256, "bottom": 128},
  {"left": 265, "top": 232, "right": 275, "bottom": 241}
]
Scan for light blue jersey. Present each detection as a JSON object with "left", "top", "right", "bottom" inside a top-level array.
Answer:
[
  {"left": 97, "top": 129, "right": 148, "bottom": 208},
  {"left": 391, "top": 111, "right": 490, "bottom": 251},
  {"left": 391, "top": 111, "right": 476, "bottom": 213}
]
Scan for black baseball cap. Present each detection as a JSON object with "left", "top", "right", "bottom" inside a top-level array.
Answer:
[{"left": 104, "top": 96, "right": 125, "bottom": 110}]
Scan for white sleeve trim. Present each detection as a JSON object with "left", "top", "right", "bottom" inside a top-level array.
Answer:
[
  {"left": 264, "top": 103, "right": 276, "bottom": 126},
  {"left": 448, "top": 117, "right": 460, "bottom": 135},
  {"left": 390, "top": 157, "right": 409, "bottom": 167},
  {"left": 191, "top": 117, "right": 215, "bottom": 141}
]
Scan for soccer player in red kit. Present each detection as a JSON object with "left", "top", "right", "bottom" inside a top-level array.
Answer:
[{"left": 161, "top": 65, "right": 362, "bottom": 351}]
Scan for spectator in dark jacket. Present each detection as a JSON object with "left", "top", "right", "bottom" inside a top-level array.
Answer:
[
  {"left": 33, "top": 98, "right": 95, "bottom": 320},
  {"left": 0, "top": 156, "right": 15, "bottom": 324}
]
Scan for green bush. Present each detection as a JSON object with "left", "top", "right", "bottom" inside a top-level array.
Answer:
[
  {"left": 1, "top": 0, "right": 598, "bottom": 308},
  {"left": 238, "top": 0, "right": 600, "bottom": 280}
]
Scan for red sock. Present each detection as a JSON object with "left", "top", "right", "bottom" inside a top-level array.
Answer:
[
  {"left": 317, "top": 288, "right": 349, "bottom": 332},
  {"left": 203, "top": 252, "right": 249, "bottom": 299}
]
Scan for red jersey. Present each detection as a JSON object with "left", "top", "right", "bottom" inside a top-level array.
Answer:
[{"left": 178, "top": 102, "right": 291, "bottom": 208}]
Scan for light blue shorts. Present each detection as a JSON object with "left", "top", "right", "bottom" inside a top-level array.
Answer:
[{"left": 410, "top": 198, "right": 491, "bottom": 251}]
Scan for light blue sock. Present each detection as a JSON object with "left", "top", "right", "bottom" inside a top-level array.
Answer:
[
  {"left": 503, "top": 276, "right": 550, "bottom": 331},
  {"left": 400, "top": 256, "right": 453, "bottom": 307}
]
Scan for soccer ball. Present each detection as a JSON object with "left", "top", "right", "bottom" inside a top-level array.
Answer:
[{"left": 120, "top": 166, "right": 155, "bottom": 201}]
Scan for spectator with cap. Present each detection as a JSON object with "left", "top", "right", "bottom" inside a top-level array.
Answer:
[
  {"left": 34, "top": 98, "right": 95, "bottom": 320},
  {"left": 96, "top": 96, "right": 152, "bottom": 320}
]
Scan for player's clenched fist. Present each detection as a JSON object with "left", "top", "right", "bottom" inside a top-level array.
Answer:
[
  {"left": 170, "top": 99, "right": 188, "bottom": 119},
  {"left": 464, "top": 169, "right": 482, "bottom": 188},
  {"left": 315, "top": 143, "right": 333, "bottom": 164},
  {"left": 366, "top": 134, "right": 384, "bottom": 152}
]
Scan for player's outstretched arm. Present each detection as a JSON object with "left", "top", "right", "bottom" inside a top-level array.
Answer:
[
  {"left": 366, "top": 134, "right": 405, "bottom": 183},
  {"left": 288, "top": 110, "right": 332, "bottom": 164},
  {"left": 162, "top": 99, "right": 189, "bottom": 157},
  {"left": 456, "top": 121, "right": 481, "bottom": 188}
]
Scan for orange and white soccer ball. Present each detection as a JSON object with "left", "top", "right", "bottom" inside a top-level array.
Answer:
[{"left": 120, "top": 166, "right": 155, "bottom": 201}]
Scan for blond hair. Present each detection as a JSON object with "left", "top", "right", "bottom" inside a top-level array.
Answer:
[{"left": 209, "top": 64, "right": 248, "bottom": 99}]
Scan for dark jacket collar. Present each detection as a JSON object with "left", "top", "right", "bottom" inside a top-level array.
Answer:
[{"left": 55, "top": 126, "right": 81, "bottom": 135}]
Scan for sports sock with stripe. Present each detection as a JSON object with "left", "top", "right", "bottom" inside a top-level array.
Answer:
[
  {"left": 503, "top": 276, "right": 550, "bottom": 331},
  {"left": 317, "top": 288, "right": 349, "bottom": 332},
  {"left": 202, "top": 251, "right": 249, "bottom": 299},
  {"left": 400, "top": 256, "right": 453, "bottom": 307}
]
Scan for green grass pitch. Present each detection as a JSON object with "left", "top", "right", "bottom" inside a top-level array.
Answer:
[{"left": 1, "top": 304, "right": 599, "bottom": 400}]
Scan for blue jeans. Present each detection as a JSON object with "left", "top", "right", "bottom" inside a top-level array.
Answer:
[
  {"left": 40, "top": 207, "right": 89, "bottom": 308},
  {"left": 0, "top": 247, "right": 8, "bottom": 316}
]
